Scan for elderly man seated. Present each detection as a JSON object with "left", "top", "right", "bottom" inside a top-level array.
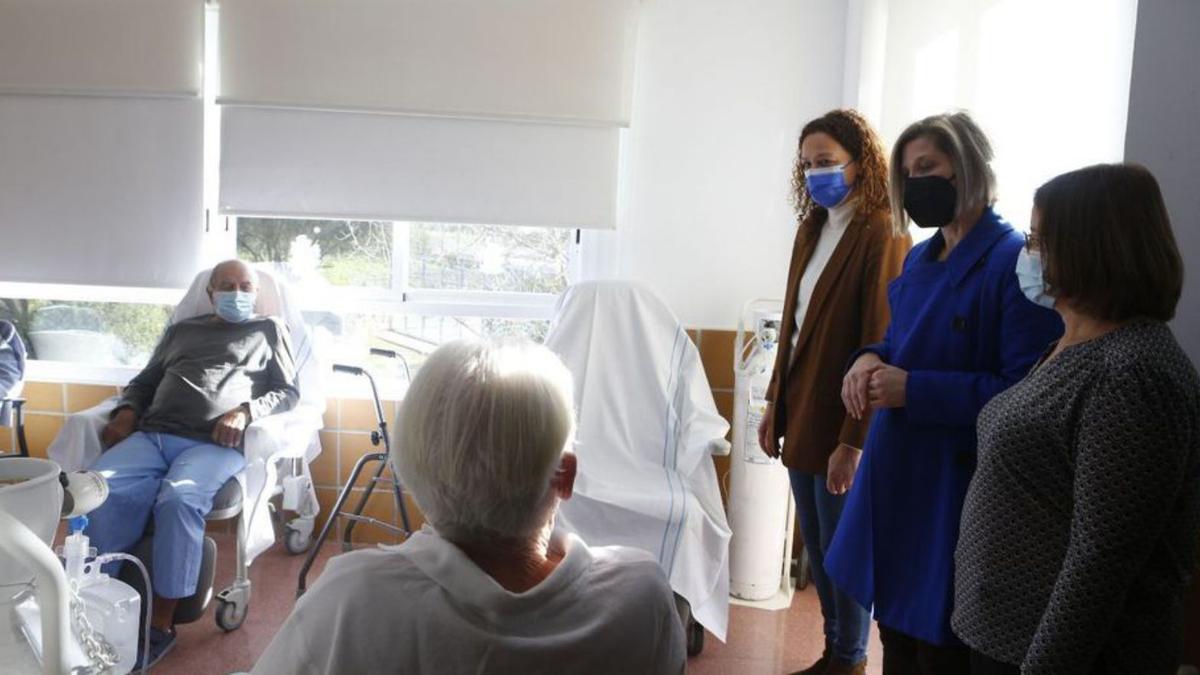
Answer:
[
  {"left": 253, "top": 340, "right": 685, "bottom": 674},
  {"left": 87, "top": 259, "right": 298, "bottom": 667}
]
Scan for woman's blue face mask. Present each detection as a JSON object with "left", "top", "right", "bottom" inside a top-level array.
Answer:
[
  {"left": 213, "top": 290, "right": 257, "bottom": 323},
  {"left": 1015, "top": 248, "right": 1056, "bottom": 309},
  {"left": 805, "top": 164, "right": 853, "bottom": 209}
]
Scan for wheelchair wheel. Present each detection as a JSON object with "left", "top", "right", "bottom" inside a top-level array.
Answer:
[
  {"left": 285, "top": 527, "right": 311, "bottom": 555},
  {"left": 215, "top": 597, "right": 247, "bottom": 632},
  {"left": 686, "top": 619, "right": 705, "bottom": 657}
]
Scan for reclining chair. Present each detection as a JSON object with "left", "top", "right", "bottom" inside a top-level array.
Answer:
[
  {"left": 544, "top": 281, "right": 732, "bottom": 655},
  {"left": 46, "top": 267, "right": 325, "bottom": 631},
  {"left": 1, "top": 320, "right": 29, "bottom": 457}
]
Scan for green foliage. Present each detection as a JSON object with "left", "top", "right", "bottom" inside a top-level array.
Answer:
[
  {"left": 0, "top": 298, "right": 168, "bottom": 364},
  {"left": 238, "top": 218, "right": 394, "bottom": 288},
  {"left": 321, "top": 255, "right": 390, "bottom": 287},
  {"left": 238, "top": 218, "right": 569, "bottom": 294},
  {"left": 81, "top": 302, "right": 172, "bottom": 363}
]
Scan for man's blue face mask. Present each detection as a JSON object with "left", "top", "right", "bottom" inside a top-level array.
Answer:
[
  {"left": 805, "top": 164, "right": 853, "bottom": 209},
  {"left": 213, "top": 290, "right": 256, "bottom": 323}
]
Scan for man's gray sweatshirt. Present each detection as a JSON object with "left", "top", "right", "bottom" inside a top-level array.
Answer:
[{"left": 116, "top": 314, "right": 299, "bottom": 442}]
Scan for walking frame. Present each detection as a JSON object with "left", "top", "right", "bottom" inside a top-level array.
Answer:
[{"left": 297, "top": 349, "right": 413, "bottom": 596}]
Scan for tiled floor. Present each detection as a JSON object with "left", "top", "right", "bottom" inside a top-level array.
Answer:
[{"left": 158, "top": 532, "right": 882, "bottom": 674}]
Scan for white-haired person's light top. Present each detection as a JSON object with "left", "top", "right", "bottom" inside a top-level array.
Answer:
[
  {"left": 252, "top": 340, "right": 685, "bottom": 674},
  {"left": 253, "top": 526, "right": 683, "bottom": 674}
]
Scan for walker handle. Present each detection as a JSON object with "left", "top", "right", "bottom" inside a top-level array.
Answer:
[{"left": 332, "top": 364, "right": 364, "bottom": 376}]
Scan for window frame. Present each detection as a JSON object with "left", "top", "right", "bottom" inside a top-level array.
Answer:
[{"left": 226, "top": 215, "right": 582, "bottom": 321}]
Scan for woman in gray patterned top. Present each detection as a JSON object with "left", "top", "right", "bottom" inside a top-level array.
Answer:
[{"left": 952, "top": 164, "right": 1200, "bottom": 675}]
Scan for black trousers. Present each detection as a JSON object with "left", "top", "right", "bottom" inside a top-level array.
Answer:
[
  {"left": 878, "top": 624, "right": 971, "bottom": 675},
  {"left": 969, "top": 650, "right": 1020, "bottom": 675}
]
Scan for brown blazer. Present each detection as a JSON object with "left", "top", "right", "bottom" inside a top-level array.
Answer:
[{"left": 766, "top": 207, "right": 910, "bottom": 473}]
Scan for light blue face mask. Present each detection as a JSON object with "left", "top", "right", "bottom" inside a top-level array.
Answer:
[
  {"left": 1015, "top": 248, "right": 1056, "bottom": 309},
  {"left": 213, "top": 290, "right": 256, "bottom": 323},
  {"left": 805, "top": 165, "right": 853, "bottom": 209}
]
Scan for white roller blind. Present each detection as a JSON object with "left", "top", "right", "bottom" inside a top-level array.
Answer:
[
  {"left": 0, "top": 95, "right": 204, "bottom": 288},
  {"left": 220, "top": 107, "right": 619, "bottom": 229},
  {"left": 219, "top": 0, "right": 638, "bottom": 125},
  {"left": 0, "top": 0, "right": 203, "bottom": 97}
]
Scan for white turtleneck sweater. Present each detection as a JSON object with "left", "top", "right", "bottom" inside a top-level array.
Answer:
[{"left": 790, "top": 199, "right": 855, "bottom": 363}]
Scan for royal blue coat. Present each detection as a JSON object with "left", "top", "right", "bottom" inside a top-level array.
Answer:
[{"left": 824, "top": 208, "right": 1063, "bottom": 645}]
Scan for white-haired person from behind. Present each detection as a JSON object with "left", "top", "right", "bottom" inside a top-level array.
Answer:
[{"left": 253, "top": 340, "right": 686, "bottom": 674}]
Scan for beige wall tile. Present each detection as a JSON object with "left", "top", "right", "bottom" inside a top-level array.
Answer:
[
  {"left": 65, "top": 384, "right": 119, "bottom": 413},
  {"left": 314, "top": 487, "right": 341, "bottom": 540},
  {"left": 311, "top": 431, "right": 339, "bottom": 488},
  {"left": 339, "top": 398, "right": 383, "bottom": 433},
  {"left": 322, "top": 398, "right": 338, "bottom": 430},
  {"left": 24, "top": 413, "right": 64, "bottom": 459},
  {"left": 22, "top": 382, "right": 64, "bottom": 413},
  {"left": 337, "top": 433, "right": 384, "bottom": 487},
  {"left": 698, "top": 330, "right": 736, "bottom": 390},
  {"left": 349, "top": 490, "right": 398, "bottom": 545}
]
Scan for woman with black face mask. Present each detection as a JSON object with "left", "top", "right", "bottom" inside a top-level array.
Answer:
[{"left": 820, "top": 111, "right": 1064, "bottom": 675}]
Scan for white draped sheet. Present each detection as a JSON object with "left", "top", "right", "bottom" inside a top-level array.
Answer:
[{"left": 545, "top": 281, "right": 732, "bottom": 640}]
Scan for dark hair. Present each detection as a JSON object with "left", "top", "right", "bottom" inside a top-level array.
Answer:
[
  {"left": 1034, "top": 163, "right": 1183, "bottom": 322},
  {"left": 792, "top": 109, "right": 895, "bottom": 233}
]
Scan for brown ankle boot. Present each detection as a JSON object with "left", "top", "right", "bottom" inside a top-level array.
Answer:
[
  {"left": 822, "top": 658, "right": 867, "bottom": 675},
  {"left": 788, "top": 650, "right": 830, "bottom": 675}
]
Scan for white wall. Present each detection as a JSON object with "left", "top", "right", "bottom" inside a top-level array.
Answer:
[
  {"left": 1124, "top": 0, "right": 1200, "bottom": 362},
  {"left": 867, "top": 0, "right": 1136, "bottom": 236},
  {"left": 616, "top": 0, "right": 847, "bottom": 329}
]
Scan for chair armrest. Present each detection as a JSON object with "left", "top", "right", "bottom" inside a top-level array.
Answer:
[
  {"left": 47, "top": 397, "right": 121, "bottom": 471},
  {"left": 243, "top": 404, "right": 324, "bottom": 464}
]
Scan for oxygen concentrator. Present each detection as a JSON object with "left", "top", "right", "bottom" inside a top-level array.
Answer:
[
  {"left": 0, "top": 458, "right": 144, "bottom": 674},
  {"left": 727, "top": 301, "right": 795, "bottom": 602}
]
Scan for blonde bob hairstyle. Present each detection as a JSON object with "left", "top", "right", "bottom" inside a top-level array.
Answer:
[
  {"left": 391, "top": 339, "right": 576, "bottom": 544},
  {"left": 889, "top": 111, "right": 997, "bottom": 228}
]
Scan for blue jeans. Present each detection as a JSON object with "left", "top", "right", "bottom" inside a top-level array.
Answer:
[
  {"left": 790, "top": 469, "right": 870, "bottom": 664},
  {"left": 88, "top": 432, "right": 246, "bottom": 599}
]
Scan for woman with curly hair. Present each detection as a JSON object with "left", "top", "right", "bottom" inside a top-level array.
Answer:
[{"left": 758, "top": 108, "right": 910, "bottom": 675}]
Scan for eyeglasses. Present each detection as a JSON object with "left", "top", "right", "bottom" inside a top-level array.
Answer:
[{"left": 1024, "top": 231, "right": 1041, "bottom": 252}]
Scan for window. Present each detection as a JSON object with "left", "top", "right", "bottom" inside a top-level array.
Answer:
[
  {"left": 0, "top": 297, "right": 172, "bottom": 367},
  {"left": 237, "top": 218, "right": 574, "bottom": 294},
  {"left": 407, "top": 222, "right": 573, "bottom": 294},
  {"left": 236, "top": 217, "right": 576, "bottom": 375},
  {"left": 238, "top": 219, "right": 396, "bottom": 290}
]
